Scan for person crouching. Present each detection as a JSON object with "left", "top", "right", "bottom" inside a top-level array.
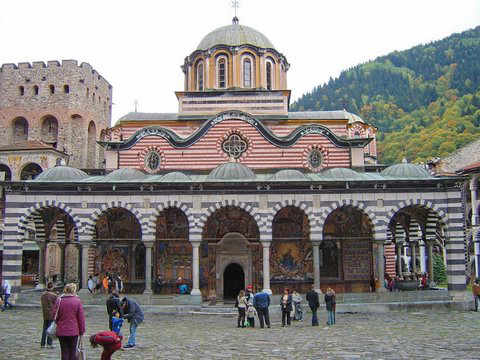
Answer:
[{"left": 90, "top": 331, "right": 123, "bottom": 360}]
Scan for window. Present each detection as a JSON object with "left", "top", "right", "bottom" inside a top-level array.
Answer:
[
  {"left": 218, "top": 58, "right": 226, "bottom": 88},
  {"left": 308, "top": 149, "right": 323, "bottom": 170},
  {"left": 19, "top": 86, "right": 24, "bottom": 96},
  {"left": 319, "top": 240, "right": 339, "bottom": 278},
  {"left": 266, "top": 62, "right": 272, "bottom": 90},
  {"left": 64, "top": 85, "right": 69, "bottom": 93},
  {"left": 243, "top": 59, "right": 252, "bottom": 87},
  {"left": 222, "top": 134, "right": 248, "bottom": 159},
  {"left": 145, "top": 151, "right": 161, "bottom": 172},
  {"left": 196, "top": 62, "right": 204, "bottom": 91},
  {"left": 354, "top": 131, "right": 361, "bottom": 139},
  {"left": 34, "top": 85, "right": 39, "bottom": 95},
  {"left": 49, "top": 85, "right": 55, "bottom": 94}
]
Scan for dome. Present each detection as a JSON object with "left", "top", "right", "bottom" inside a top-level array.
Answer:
[
  {"left": 381, "top": 162, "right": 432, "bottom": 179},
  {"left": 161, "top": 172, "right": 192, "bottom": 182},
  {"left": 104, "top": 168, "right": 147, "bottom": 182},
  {"left": 269, "top": 169, "right": 309, "bottom": 181},
  {"left": 345, "top": 111, "right": 365, "bottom": 124},
  {"left": 319, "top": 167, "right": 365, "bottom": 181},
  {"left": 197, "top": 20, "right": 275, "bottom": 50},
  {"left": 207, "top": 162, "right": 255, "bottom": 181},
  {"left": 33, "top": 166, "right": 88, "bottom": 182}
]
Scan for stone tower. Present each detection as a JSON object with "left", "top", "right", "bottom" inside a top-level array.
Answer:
[{"left": 0, "top": 60, "right": 112, "bottom": 174}]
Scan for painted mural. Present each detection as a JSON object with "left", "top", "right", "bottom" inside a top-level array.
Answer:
[
  {"left": 271, "top": 206, "right": 312, "bottom": 283},
  {"left": 64, "top": 243, "right": 79, "bottom": 283},
  {"left": 94, "top": 244, "right": 129, "bottom": 280},
  {"left": 95, "top": 208, "right": 141, "bottom": 239},
  {"left": 202, "top": 206, "right": 259, "bottom": 241}
]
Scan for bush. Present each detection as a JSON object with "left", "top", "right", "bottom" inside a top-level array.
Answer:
[{"left": 433, "top": 254, "right": 447, "bottom": 284}]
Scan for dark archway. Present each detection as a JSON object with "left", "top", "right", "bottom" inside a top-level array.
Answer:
[
  {"left": 20, "top": 163, "right": 43, "bottom": 180},
  {"left": 0, "top": 164, "right": 12, "bottom": 181},
  {"left": 223, "top": 263, "right": 245, "bottom": 299}
]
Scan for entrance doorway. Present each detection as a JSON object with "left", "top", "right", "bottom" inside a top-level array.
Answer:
[{"left": 223, "top": 263, "right": 245, "bottom": 299}]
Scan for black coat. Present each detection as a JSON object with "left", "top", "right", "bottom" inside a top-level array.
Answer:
[
  {"left": 306, "top": 290, "right": 320, "bottom": 309},
  {"left": 324, "top": 293, "right": 336, "bottom": 311},
  {"left": 279, "top": 294, "right": 293, "bottom": 312},
  {"left": 106, "top": 295, "right": 123, "bottom": 317}
]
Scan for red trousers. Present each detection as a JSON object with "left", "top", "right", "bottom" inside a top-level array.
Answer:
[{"left": 101, "top": 341, "right": 122, "bottom": 360}]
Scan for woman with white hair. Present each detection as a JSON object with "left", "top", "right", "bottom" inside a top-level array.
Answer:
[{"left": 51, "top": 283, "right": 86, "bottom": 360}]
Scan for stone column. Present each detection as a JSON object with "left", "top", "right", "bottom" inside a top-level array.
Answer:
[
  {"left": 312, "top": 242, "right": 321, "bottom": 292},
  {"left": 419, "top": 240, "right": 427, "bottom": 273},
  {"left": 79, "top": 242, "right": 91, "bottom": 293},
  {"left": 131, "top": 245, "right": 136, "bottom": 280},
  {"left": 396, "top": 242, "right": 403, "bottom": 277},
  {"left": 427, "top": 240, "right": 434, "bottom": 281},
  {"left": 471, "top": 177, "right": 480, "bottom": 278},
  {"left": 35, "top": 242, "right": 46, "bottom": 289},
  {"left": 190, "top": 241, "right": 201, "bottom": 296},
  {"left": 143, "top": 241, "right": 154, "bottom": 294},
  {"left": 410, "top": 241, "right": 417, "bottom": 274},
  {"left": 58, "top": 242, "right": 66, "bottom": 285},
  {"left": 261, "top": 241, "right": 272, "bottom": 294},
  {"left": 377, "top": 241, "right": 386, "bottom": 291}
]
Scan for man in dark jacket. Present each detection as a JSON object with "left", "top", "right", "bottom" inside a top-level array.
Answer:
[
  {"left": 40, "top": 281, "right": 58, "bottom": 348},
  {"left": 306, "top": 284, "right": 320, "bottom": 326},
  {"left": 121, "top": 297, "right": 144, "bottom": 348},
  {"left": 252, "top": 290, "right": 271, "bottom": 328},
  {"left": 106, "top": 292, "right": 123, "bottom": 330}
]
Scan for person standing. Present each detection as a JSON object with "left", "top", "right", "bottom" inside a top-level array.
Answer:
[
  {"left": 51, "top": 283, "right": 86, "bottom": 360},
  {"left": 89, "top": 331, "right": 123, "bottom": 360},
  {"left": 87, "top": 276, "right": 95, "bottom": 294},
  {"left": 306, "top": 284, "right": 320, "bottom": 326},
  {"left": 252, "top": 290, "right": 271, "bottom": 328},
  {"left": 40, "top": 281, "right": 58, "bottom": 349},
  {"left": 106, "top": 292, "right": 123, "bottom": 330},
  {"left": 154, "top": 275, "right": 164, "bottom": 294},
  {"left": 291, "top": 290, "right": 303, "bottom": 321},
  {"left": 473, "top": 277, "right": 480, "bottom": 311},
  {"left": 245, "top": 285, "right": 254, "bottom": 303},
  {"left": 324, "top": 287, "right": 336, "bottom": 326},
  {"left": 280, "top": 288, "right": 293, "bottom": 327},
  {"left": 1, "top": 280, "right": 13, "bottom": 310},
  {"left": 121, "top": 297, "right": 144, "bottom": 349},
  {"left": 236, "top": 290, "right": 247, "bottom": 328}
]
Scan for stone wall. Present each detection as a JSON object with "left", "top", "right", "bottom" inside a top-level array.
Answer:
[{"left": 0, "top": 60, "right": 112, "bottom": 169}]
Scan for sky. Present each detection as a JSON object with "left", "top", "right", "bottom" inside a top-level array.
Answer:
[{"left": 1, "top": 0, "right": 479, "bottom": 125}]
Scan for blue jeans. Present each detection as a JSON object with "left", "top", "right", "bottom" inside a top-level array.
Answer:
[
  {"left": 310, "top": 306, "right": 318, "bottom": 326},
  {"left": 327, "top": 310, "right": 335, "bottom": 325},
  {"left": 2, "top": 294, "right": 13, "bottom": 309},
  {"left": 41, "top": 320, "right": 54, "bottom": 346},
  {"left": 127, "top": 321, "right": 138, "bottom": 346}
]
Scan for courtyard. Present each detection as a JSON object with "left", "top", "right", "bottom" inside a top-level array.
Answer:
[{"left": 0, "top": 307, "right": 478, "bottom": 359}]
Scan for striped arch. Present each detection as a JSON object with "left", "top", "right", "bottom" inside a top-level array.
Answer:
[
  {"left": 84, "top": 201, "right": 145, "bottom": 237},
  {"left": 266, "top": 200, "right": 317, "bottom": 236},
  {"left": 318, "top": 199, "right": 380, "bottom": 238},
  {"left": 147, "top": 201, "right": 195, "bottom": 237},
  {"left": 17, "top": 200, "right": 82, "bottom": 241},
  {"left": 386, "top": 199, "right": 447, "bottom": 242},
  {"left": 195, "top": 199, "right": 264, "bottom": 234},
  {"left": 408, "top": 218, "right": 421, "bottom": 242}
]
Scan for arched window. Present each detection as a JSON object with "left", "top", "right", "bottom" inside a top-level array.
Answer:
[
  {"left": 266, "top": 62, "right": 273, "bottom": 90},
  {"left": 196, "top": 61, "right": 204, "bottom": 91},
  {"left": 49, "top": 85, "right": 55, "bottom": 94},
  {"left": 64, "top": 85, "right": 69, "bottom": 93},
  {"left": 19, "top": 86, "right": 25, "bottom": 96},
  {"left": 12, "top": 117, "right": 29, "bottom": 142},
  {"left": 243, "top": 58, "right": 252, "bottom": 88},
  {"left": 354, "top": 131, "right": 361, "bottom": 139},
  {"left": 217, "top": 57, "right": 227, "bottom": 89},
  {"left": 34, "top": 85, "right": 39, "bottom": 95},
  {"left": 41, "top": 116, "right": 59, "bottom": 148}
]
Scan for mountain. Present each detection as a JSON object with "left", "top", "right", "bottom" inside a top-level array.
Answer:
[{"left": 291, "top": 26, "right": 480, "bottom": 164}]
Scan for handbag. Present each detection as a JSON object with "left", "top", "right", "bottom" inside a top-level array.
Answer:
[
  {"left": 46, "top": 297, "right": 61, "bottom": 340},
  {"left": 76, "top": 336, "right": 87, "bottom": 360}
]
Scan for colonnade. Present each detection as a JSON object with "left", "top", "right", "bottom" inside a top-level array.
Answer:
[{"left": 394, "top": 240, "right": 434, "bottom": 279}]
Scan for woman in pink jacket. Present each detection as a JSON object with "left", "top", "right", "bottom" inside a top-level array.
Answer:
[{"left": 51, "top": 283, "right": 86, "bottom": 360}]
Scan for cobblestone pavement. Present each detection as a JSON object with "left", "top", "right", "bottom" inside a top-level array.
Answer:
[{"left": 1, "top": 307, "right": 479, "bottom": 359}]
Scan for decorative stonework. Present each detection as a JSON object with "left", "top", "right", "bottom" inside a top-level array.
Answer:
[
  {"left": 138, "top": 146, "right": 165, "bottom": 173},
  {"left": 216, "top": 129, "right": 252, "bottom": 161},
  {"left": 302, "top": 145, "right": 329, "bottom": 172}
]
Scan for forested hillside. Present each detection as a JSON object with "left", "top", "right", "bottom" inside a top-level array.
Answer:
[{"left": 291, "top": 26, "right": 480, "bottom": 164}]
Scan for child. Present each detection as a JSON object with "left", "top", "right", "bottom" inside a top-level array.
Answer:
[
  {"left": 89, "top": 331, "right": 123, "bottom": 360},
  {"left": 111, "top": 310, "right": 124, "bottom": 336},
  {"left": 246, "top": 301, "right": 257, "bottom": 328}
]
